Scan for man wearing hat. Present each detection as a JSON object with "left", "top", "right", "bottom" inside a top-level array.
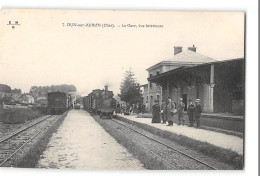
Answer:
[
  {"left": 194, "top": 99, "right": 202, "bottom": 128},
  {"left": 152, "top": 99, "right": 161, "bottom": 123},
  {"left": 160, "top": 100, "right": 167, "bottom": 124},
  {"left": 177, "top": 98, "right": 186, "bottom": 125},
  {"left": 166, "top": 97, "right": 175, "bottom": 126},
  {"left": 187, "top": 100, "right": 195, "bottom": 127}
]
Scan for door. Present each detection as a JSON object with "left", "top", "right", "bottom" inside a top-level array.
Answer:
[
  {"left": 182, "top": 94, "right": 187, "bottom": 111},
  {"left": 150, "top": 96, "right": 153, "bottom": 112}
]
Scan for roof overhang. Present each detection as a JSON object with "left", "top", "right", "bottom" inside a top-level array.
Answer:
[
  {"left": 140, "top": 84, "right": 148, "bottom": 87},
  {"left": 147, "top": 66, "right": 191, "bottom": 86},
  {"left": 147, "top": 58, "right": 244, "bottom": 86},
  {"left": 146, "top": 61, "right": 206, "bottom": 71}
]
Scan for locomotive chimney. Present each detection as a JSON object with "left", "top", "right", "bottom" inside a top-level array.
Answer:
[
  {"left": 174, "top": 46, "right": 182, "bottom": 55},
  {"left": 105, "top": 85, "right": 108, "bottom": 92},
  {"left": 104, "top": 85, "right": 108, "bottom": 97},
  {"left": 188, "top": 44, "right": 196, "bottom": 52}
]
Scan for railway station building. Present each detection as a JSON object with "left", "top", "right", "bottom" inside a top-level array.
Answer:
[
  {"left": 144, "top": 45, "right": 215, "bottom": 112},
  {"left": 144, "top": 45, "right": 245, "bottom": 115}
]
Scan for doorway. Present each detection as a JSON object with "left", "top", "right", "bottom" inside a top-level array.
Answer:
[
  {"left": 182, "top": 94, "right": 187, "bottom": 111},
  {"left": 150, "top": 96, "right": 153, "bottom": 111}
]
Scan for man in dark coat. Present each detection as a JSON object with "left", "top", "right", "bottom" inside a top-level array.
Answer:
[
  {"left": 160, "top": 100, "right": 167, "bottom": 124},
  {"left": 142, "top": 104, "right": 145, "bottom": 114},
  {"left": 187, "top": 100, "right": 195, "bottom": 127},
  {"left": 194, "top": 99, "right": 202, "bottom": 128},
  {"left": 177, "top": 98, "right": 185, "bottom": 125},
  {"left": 152, "top": 99, "right": 161, "bottom": 123},
  {"left": 138, "top": 102, "right": 142, "bottom": 114},
  {"left": 116, "top": 103, "right": 121, "bottom": 114}
]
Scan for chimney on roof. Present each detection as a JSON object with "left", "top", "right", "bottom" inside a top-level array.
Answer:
[
  {"left": 188, "top": 45, "right": 196, "bottom": 52},
  {"left": 174, "top": 46, "right": 182, "bottom": 55}
]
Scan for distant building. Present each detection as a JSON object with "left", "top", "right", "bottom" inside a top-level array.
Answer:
[
  {"left": 36, "top": 94, "right": 47, "bottom": 106},
  {"left": 21, "top": 94, "right": 35, "bottom": 104},
  {"left": 140, "top": 84, "right": 148, "bottom": 104},
  {"left": 68, "top": 92, "right": 77, "bottom": 108}
]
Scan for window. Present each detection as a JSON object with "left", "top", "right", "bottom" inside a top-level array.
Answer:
[
  {"left": 157, "top": 71, "right": 160, "bottom": 75},
  {"left": 149, "top": 73, "right": 153, "bottom": 89}
]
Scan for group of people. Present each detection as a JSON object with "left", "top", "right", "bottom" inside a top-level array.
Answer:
[
  {"left": 151, "top": 97, "right": 202, "bottom": 128},
  {"left": 116, "top": 102, "right": 146, "bottom": 115}
]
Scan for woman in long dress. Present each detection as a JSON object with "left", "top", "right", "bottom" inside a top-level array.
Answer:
[
  {"left": 166, "top": 98, "right": 175, "bottom": 126},
  {"left": 152, "top": 99, "right": 161, "bottom": 123}
]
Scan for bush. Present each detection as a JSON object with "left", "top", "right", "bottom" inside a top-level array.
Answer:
[
  {"left": 0, "top": 108, "right": 42, "bottom": 124},
  {"left": 31, "top": 106, "right": 49, "bottom": 115}
]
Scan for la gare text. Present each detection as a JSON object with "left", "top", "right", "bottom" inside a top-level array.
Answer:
[{"left": 62, "top": 23, "right": 164, "bottom": 28}]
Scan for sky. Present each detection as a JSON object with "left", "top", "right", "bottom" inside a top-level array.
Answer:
[{"left": 0, "top": 9, "right": 244, "bottom": 95}]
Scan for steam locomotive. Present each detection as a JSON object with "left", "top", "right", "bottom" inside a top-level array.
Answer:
[{"left": 83, "top": 86, "right": 116, "bottom": 118}]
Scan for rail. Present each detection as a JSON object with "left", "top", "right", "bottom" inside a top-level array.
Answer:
[
  {"left": 111, "top": 118, "right": 218, "bottom": 170},
  {"left": 0, "top": 115, "right": 61, "bottom": 167}
]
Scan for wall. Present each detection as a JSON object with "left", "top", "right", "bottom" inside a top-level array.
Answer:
[
  {"left": 213, "top": 59, "right": 244, "bottom": 114},
  {"left": 160, "top": 64, "right": 212, "bottom": 112}
]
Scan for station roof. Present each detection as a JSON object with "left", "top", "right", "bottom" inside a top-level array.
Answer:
[
  {"left": 147, "top": 50, "right": 216, "bottom": 71},
  {"left": 140, "top": 84, "right": 148, "bottom": 87},
  {"left": 148, "top": 58, "right": 244, "bottom": 86},
  {"left": 166, "top": 50, "right": 216, "bottom": 63},
  {"left": 147, "top": 66, "right": 192, "bottom": 85}
]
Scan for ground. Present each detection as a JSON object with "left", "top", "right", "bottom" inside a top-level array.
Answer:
[{"left": 36, "top": 109, "right": 144, "bottom": 170}]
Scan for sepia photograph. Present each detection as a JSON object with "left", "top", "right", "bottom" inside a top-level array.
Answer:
[{"left": 0, "top": 9, "right": 246, "bottom": 171}]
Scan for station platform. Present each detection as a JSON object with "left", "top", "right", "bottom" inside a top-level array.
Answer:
[
  {"left": 138, "top": 112, "right": 244, "bottom": 137},
  {"left": 116, "top": 113, "right": 243, "bottom": 156}
]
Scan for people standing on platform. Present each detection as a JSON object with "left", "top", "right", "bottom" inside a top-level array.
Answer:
[
  {"left": 132, "top": 104, "right": 136, "bottom": 113},
  {"left": 145, "top": 102, "right": 149, "bottom": 112},
  {"left": 177, "top": 98, "right": 186, "bottom": 125},
  {"left": 120, "top": 104, "right": 123, "bottom": 114},
  {"left": 194, "top": 99, "right": 202, "bottom": 128},
  {"left": 127, "top": 104, "right": 131, "bottom": 114},
  {"left": 136, "top": 103, "right": 139, "bottom": 114},
  {"left": 130, "top": 104, "right": 134, "bottom": 114},
  {"left": 166, "top": 97, "right": 175, "bottom": 126},
  {"left": 142, "top": 104, "right": 145, "bottom": 114},
  {"left": 187, "top": 100, "right": 195, "bottom": 127},
  {"left": 116, "top": 103, "right": 121, "bottom": 115},
  {"left": 160, "top": 100, "right": 167, "bottom": 124},
  {"left": 152, "top": 99, "right": 161, "bottom": 123},
  {"left": 138, "top": 102, "right": 142, "bottom": 114}
]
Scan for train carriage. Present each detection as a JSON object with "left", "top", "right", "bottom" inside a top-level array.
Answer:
[{"left": 47, "top": 92, "right": 71, "bottom": 114}]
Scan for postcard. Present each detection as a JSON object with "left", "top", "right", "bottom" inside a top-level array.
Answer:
[{"left": 0, "top": 9, "right": 244, "bottom": 170}]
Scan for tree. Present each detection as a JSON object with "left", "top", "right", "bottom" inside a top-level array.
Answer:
[
  {"left": 29, "top": 84, "right": 77, "bottom": 98},
  {"left": 76, "top": 94, "right": 83, "bottom": 104},
  {"left": 0, "top": 84, "right": 11, "bottom": 92},
  {"left": 120, "top": 70, "right": 141, "bottom": 105},
  {"left": 11, "top": 88, "right": 21, "bottom": 93}
]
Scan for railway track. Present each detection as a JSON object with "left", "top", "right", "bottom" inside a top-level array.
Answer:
[
  {"left": 110, "top": 118, "right": 218, "bottom": 170},
  {"left": 0, "top": 115, "right": 61, "bottom": 167}
]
